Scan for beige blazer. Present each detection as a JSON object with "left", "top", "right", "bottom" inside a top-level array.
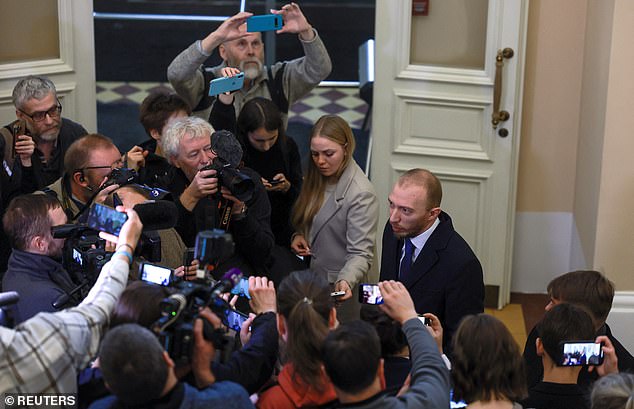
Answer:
[{"left": 308, "top": 160, "right": 379, "bottom": 287}]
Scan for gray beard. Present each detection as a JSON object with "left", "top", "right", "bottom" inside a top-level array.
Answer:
[{"left": 239, "top": 60, "right": 263, "bottom": 80}]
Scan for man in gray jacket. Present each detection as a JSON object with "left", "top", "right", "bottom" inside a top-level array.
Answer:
[
  {"left": 321, "top": 281, "right": 450, "bottom": 408},
  {"left": 167, "top": 3, "right": 331, "bottom": 127}
]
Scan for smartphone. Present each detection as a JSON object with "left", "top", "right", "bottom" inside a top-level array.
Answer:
[
  {"left": 208, "top": 73, "right": 245, "bottom": 96},
  {"left": 224, "top": 308, "right": 249, "bottom": 332},
  {"left": 331, "top": 291, "right": 346, "bottom": 298},
  {"left": 11, "top": 120, "right": 28, "bottom": 158},
  {"left": 139, "top": 262, "right": 173, "bottom": 286},
  {"left": 559, "top": 341, "right": 604, "bottom": 366},
  {"left": 183, "top": 248, "right": 195, "bottom": 266},
  {"left": 230, "top": 277, "right": 251, "bottom": 299},
  {"left": 268, "top": 179, "right": 283, "bottom": 186},
  {"left": 87, "top": 203, "right": 128, "bottom": 236},
  {"left": 247, "top": 14, "right": 283, "bottom": 32},
  {"left": 417, "top": 316, "right": 432, "bottom": 326},
  {"left": 358, "top": 283, "right": 383, "bottom": 305}
]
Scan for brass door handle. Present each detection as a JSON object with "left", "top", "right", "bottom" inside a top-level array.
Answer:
[{"left": 492, "top": 47, "right": 514, "bottom": 129}]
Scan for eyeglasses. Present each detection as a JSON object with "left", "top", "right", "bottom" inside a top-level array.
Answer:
[
  {"left": 19, "top": 101, "right": 62, "bottom": 122},
  {"left": 74, "top": 160, "right": 124, "bottom": 173}
]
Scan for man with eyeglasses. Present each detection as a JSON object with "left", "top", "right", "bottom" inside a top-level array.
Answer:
[
  {"left": 160, "top": 116, "right": 274, "bottom": 276},
  {"left": 1, "top": 76, "right": 87, "bottom": 274},
  {"left": 40, "top": 134, "right": 122, "bottom": 222},
  {"left": 167, "top": 3, "right": 331, "bottom": 128},
  {"left": 1, "top": 76, "right": 87, "bottom": 195}
]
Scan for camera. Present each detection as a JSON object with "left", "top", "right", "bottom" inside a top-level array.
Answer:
[
  {"left": 101, "top": 167, "right": 138, "bottom": 189},
  {"left": 52, "top": 224, "right": 162, "bottom": 287},
  {"left": 201, "top": 157, "right": 254, "bottom": 202},
  {"left": 152, "top": 230, "right": 242, "bottom": 365}
]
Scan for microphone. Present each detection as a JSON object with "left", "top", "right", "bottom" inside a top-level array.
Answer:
[
  {"left": 0, "top": 291, "right": 19, "bottom": 308},
  {"left": 211, "top": 130, "right": 243, "bottom": 167},
  {"left": 211, "top": 268, "right": 243, "bottom": 298},
  {"left": 133, "top": 200, "right": 178, "bottom": 231},
  {"left": 52, "top": 282, "right": 88, "bottom": 310}
]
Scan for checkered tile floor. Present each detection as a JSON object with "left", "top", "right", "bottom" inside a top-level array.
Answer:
[{"left": 96, "top": 82, "right": 369, "bottom": 129}]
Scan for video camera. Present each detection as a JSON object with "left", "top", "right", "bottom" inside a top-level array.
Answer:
[
  {"left": 151, "top": 229, "right": 240, "bottom": 365},
  {"left": 52, "top": 224, "right": 161, "bottom": 287},
  {"left": 201, "top": 157, "right": 254, "bottom": 202}
]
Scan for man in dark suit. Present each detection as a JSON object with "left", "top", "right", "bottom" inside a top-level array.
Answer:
[{"left": 379, "top": 168, "right": 484, "bottom": 354}]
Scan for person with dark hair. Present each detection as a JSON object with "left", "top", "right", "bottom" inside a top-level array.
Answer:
[
  {"left": 135, "top": 90, "right": 191, "bottom": 186},
  {"left": 1, "top": 207, "right": 143, "bottom": 393},
  {"left": 452, "top": 314, "right": 527, "bottom": 408},
  {"left": 256, "top": 269, "right": 338, "bottom": 408},
  {"left": 167, "top": 3, "right": 331, "bottom": 128},
  {"left": 521, "top": 303, "right": 618, "bottom": 409},
  {"left": 591, "top": 372, "right": 634, "bottom": 409},
  {"left": 110, "top": 280, "right": 175, "bottom": 328},
  {"left": 1, "top": 193, "right": 79, "bottom": 323},
  {"left": 523, "top": 270, "right": 634, "bottom": 389},
  {"left": 321, "top": 280, "right": 450, "bottom": 408},
  {"left": 223, "top": 97, "right": 303, "bottom": 247},
  {"left": 89, "top": 323, "right": 254, "bottom": 409},
  {"left": 360, "top": 304, "right": 411, "bottom": 393},
  {"left": 290, "top": 115, "right": 378, "bottom": 321}
]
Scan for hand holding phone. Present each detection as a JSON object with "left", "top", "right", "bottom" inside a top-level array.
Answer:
[
  {"left": 87, "top": 203, "right": 128, "bottom": 236},
  {"left": 208, "top": 73, "right": 245, "bottom": 96},
  {"left": 247, "top": 14, "right": 283, "bottom": 32},
  {"left": 224, "top": 308, "right": 249, "bottom": 332}
]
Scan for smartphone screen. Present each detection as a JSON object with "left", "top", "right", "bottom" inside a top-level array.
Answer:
[
  {"left": 559, "top": 341, "right": 604, "bottom": 366},
  {"left": 87, "top": 203, "right": 128, "bottom": 236},
  {"left": 358, "top": 283, "right": 383, "bottom": 305},
  {"left": 139, "top": 262, "right": 172, "bottom": 286},
  {"left": 224, "top": 309, "right": 249, "bottom": 332},
  {"left": 230, "top": 277, "right": 251, "bottom": 299}
]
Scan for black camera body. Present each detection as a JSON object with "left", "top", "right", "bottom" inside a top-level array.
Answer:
[
  {"left": 152, "top": 230, "right": 238, "bottom": 365},
  {"left": 201, "top": 157, "right": 254, "bottom": 202},
  {"left": 101, "top": 167, "right": 138, "bottom": 189}
]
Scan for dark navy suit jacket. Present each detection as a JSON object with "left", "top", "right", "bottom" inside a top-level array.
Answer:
[{"left": 380, "top": 211, "right": 484, "bottom": 354}]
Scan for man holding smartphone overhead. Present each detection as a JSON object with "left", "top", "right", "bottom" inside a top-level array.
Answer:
[{"left": 167, "top": 2, "right": 332, "bottom": 128}]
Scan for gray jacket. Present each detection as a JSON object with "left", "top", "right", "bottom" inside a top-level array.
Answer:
[
  {"left": 167, "top": 29, "right": 332, "bottom": 126},
  {"left": 337, "top": 318, "right": 451, "bottom": 409}
]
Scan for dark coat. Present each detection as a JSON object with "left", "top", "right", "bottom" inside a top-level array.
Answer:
[{"left": 380, "top": 211, "right": 484, "bottom": 354}]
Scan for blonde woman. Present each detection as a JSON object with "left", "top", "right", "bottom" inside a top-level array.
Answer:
[{"left": 290, "top": 115, "right": 378, "bottom": 321}]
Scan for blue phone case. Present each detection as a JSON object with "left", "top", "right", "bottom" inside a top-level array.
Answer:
[
  {"left": 208, "top": 73, "right": 245, "bottom": 96},
  {"left": 247, "top": 14, "right": 283, "bottom": 32}
]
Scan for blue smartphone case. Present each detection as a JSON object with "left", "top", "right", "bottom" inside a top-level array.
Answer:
[
  {"left": 246, "top": 14, "right": 283, "bottom": 32},
  {"left": 208, "top": 73, "right": 245, "bottom": 96}
]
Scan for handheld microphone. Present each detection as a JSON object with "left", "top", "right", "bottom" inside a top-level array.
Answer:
[
  {"left": 0, "top": 291, "right": 19, "bottom": 308},
  {"left": 211, "top": 268, "right": 243, "bottom": 298},
  {"left": 133, "top": 200, "right": 178, "bottom": 231}
]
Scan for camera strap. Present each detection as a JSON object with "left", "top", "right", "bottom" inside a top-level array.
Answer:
[{"left": 218, "top": 197, "right": 233, "bottom": 231}]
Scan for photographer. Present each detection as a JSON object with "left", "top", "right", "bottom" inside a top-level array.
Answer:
[
  {"left": 2, "top": 194, "right": 79, "bottom": 323},
  {"left": 41, "top": 133, "right": 125, "bottom": 221},
  {"left": 161, "top": 116, "right": 274, "bottom": 274},
  {"left": 1, "top": 207, "right": 142, "bottom": 393},
  {"left": 320, "top": 281, "right": 450, "bottom": 409},
  {"left": 89, "top": 323, "right": 254, "bottom": 409}
]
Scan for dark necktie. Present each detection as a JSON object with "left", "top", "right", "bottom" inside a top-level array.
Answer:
[{"left": 399, "top": 238, "right": 415, "bottom": 280}]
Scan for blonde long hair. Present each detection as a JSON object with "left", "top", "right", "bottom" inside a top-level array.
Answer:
[{"left": 291, "top": 115, "right": 356, "bottom": 235}]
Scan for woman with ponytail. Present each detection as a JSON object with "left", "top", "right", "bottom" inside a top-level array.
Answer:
[{"left": 256, "top": 269, "right": 338, "bottom": 409}]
